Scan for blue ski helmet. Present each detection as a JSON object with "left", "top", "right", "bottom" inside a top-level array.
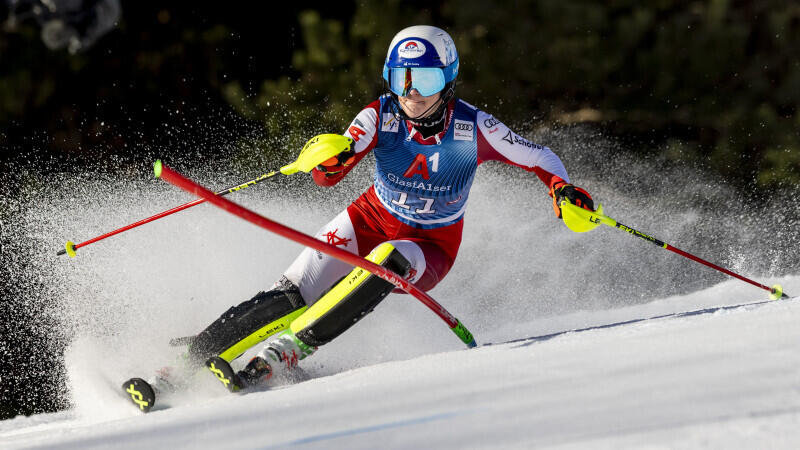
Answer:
[{"left": 382, "top": 25, "right": 459, "bottom": 97}]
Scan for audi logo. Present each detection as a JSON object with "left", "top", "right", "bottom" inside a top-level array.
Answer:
[
  {"left": 483, "top": 117, "right": 500, "bottom": 127},
  {"left": 454, "top": 123, "right": 473, "bottom": 131}
]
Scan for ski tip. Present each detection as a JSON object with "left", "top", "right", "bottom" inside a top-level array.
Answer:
[
  {"left": 122, "top": 377, "right": 156, "bottom": 413},
  {"left": 153, "top": 159, "right": 163, "bottom": 178}
]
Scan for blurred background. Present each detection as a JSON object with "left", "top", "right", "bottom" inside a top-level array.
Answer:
[{"left": 1, "top": 0, "right": 799, "bottom": 419}]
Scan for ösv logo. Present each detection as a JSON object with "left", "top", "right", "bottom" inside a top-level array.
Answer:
[{"left": 398, "top": 40, "right": 426, "bottom": 59}]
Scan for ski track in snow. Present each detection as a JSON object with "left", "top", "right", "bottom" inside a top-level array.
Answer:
[{"left": 2, "top": 277, "right": 800, "bottom": 449}]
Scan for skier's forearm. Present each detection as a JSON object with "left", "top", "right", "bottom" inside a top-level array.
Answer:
[
  {"left": 312, "top": 167, "right": 345, "bottom": 187},
  {"left": 532, "top": 168, "right": 567, "bottom": 191}
]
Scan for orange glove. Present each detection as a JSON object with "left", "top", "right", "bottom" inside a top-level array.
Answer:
[
  {"left": 550, "top": 180, "right": 594, "bottom": 219},
  {"left": 316, "top": 149, "right": 356, "bottom": 176}
]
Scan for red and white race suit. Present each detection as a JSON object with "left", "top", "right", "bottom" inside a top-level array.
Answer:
[{"left": 284, "top": 96, "right": 569, "bottom": 304}]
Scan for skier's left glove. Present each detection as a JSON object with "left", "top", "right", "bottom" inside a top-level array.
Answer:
[{"left": 550, "top": 180, "right": 594, "bottom": 219}]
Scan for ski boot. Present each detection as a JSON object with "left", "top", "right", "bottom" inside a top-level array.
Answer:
[
  {"left": 257, "top": 329, "right": 316, "bottom": 383},
  {"left": 206, "top": 330, "right": 316, "bottom": 392},
  {"left": 237, "top": 355, "right": 275, "bottom": 386},
  {"left": 204, "top": 354, "right": 275, "bottom": 393}
]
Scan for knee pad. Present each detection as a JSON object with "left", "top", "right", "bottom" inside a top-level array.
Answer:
[
  {"left": 189, "top": 277, "right": 307, "bottom": 363},
  {"left": 290, "top": 242, "right": 411, "bottom": 347}
]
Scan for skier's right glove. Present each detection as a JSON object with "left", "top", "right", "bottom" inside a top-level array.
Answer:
[
  {"left": 550, "top": 180, "right": 594, "bottom": 219},
  {"left": 316, "top": 147, "right": 356, "bottom": 176}
]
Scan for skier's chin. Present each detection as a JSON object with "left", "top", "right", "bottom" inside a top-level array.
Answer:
[
  {"left": 404, "top": 107, "right": 427, "bottom": 119},
  {"left": 399, "top": 94, "right": 440, "bottom": 119},
  {"left": 401, "top": 102, "right": 437, "bottom": 119}
]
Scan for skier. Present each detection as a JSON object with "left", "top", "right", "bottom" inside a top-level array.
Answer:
[{"left": 192, "top": 25, "right": 595, "bottom": 390}]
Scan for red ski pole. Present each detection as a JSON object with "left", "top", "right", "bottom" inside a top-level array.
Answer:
[
  {"left": 58, "top": 171, "right": 280, "bottom": 257},
  {"left": 58, "top": 135, "right": 355, "bottom": 258},
  {"left": 559, "top": 200, "right": 789, "bottom": 300},
  {"left": 154, "top": 160, "right": 477, "bottom": 348}
]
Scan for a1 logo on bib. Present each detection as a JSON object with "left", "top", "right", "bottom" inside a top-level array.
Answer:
[{"left": 453, "top": 119, "right": 474, "bottom": 141}]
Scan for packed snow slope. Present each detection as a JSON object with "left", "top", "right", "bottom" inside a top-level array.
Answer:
[
  {"left": 3, "top": 130, "right": 799, "bottom": 448},
  {"left": 2, "top": 279, "right": 800, "bottom": 449}
]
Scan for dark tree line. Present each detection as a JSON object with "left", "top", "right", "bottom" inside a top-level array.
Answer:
[{"left": 2, "top": 1, "right": 799, "bottom": 188}]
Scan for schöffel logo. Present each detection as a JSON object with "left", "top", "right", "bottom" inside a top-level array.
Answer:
[
  {"left": 398, "top": 40, "right": 426, "bottom": 59},
  {"left": 502, "top": 130, "right": 544, "bottom": 150}
]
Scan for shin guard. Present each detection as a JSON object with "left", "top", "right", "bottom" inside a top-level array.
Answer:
[
  {"left": 189, "top": 277, "right": 307, "bottom": 363},
  {"left": 290, "top": 243, "right": 411, "bottom": 347}
]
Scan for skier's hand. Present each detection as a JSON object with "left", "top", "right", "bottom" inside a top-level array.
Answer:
[
  {"left": 550, "top": 180, "right": 594, "bottom": 219},
  {"left": 316, "top": 145, "right": 356, "bottom": 176}
]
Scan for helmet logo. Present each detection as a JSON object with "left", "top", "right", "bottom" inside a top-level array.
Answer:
[{"left": 398, "top": 40, "right": 426, "bottom": 59}]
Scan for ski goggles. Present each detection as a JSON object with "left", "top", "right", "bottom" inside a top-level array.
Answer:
[{"left": 383, "top": 67, "right": 447, "bottom": 97}]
